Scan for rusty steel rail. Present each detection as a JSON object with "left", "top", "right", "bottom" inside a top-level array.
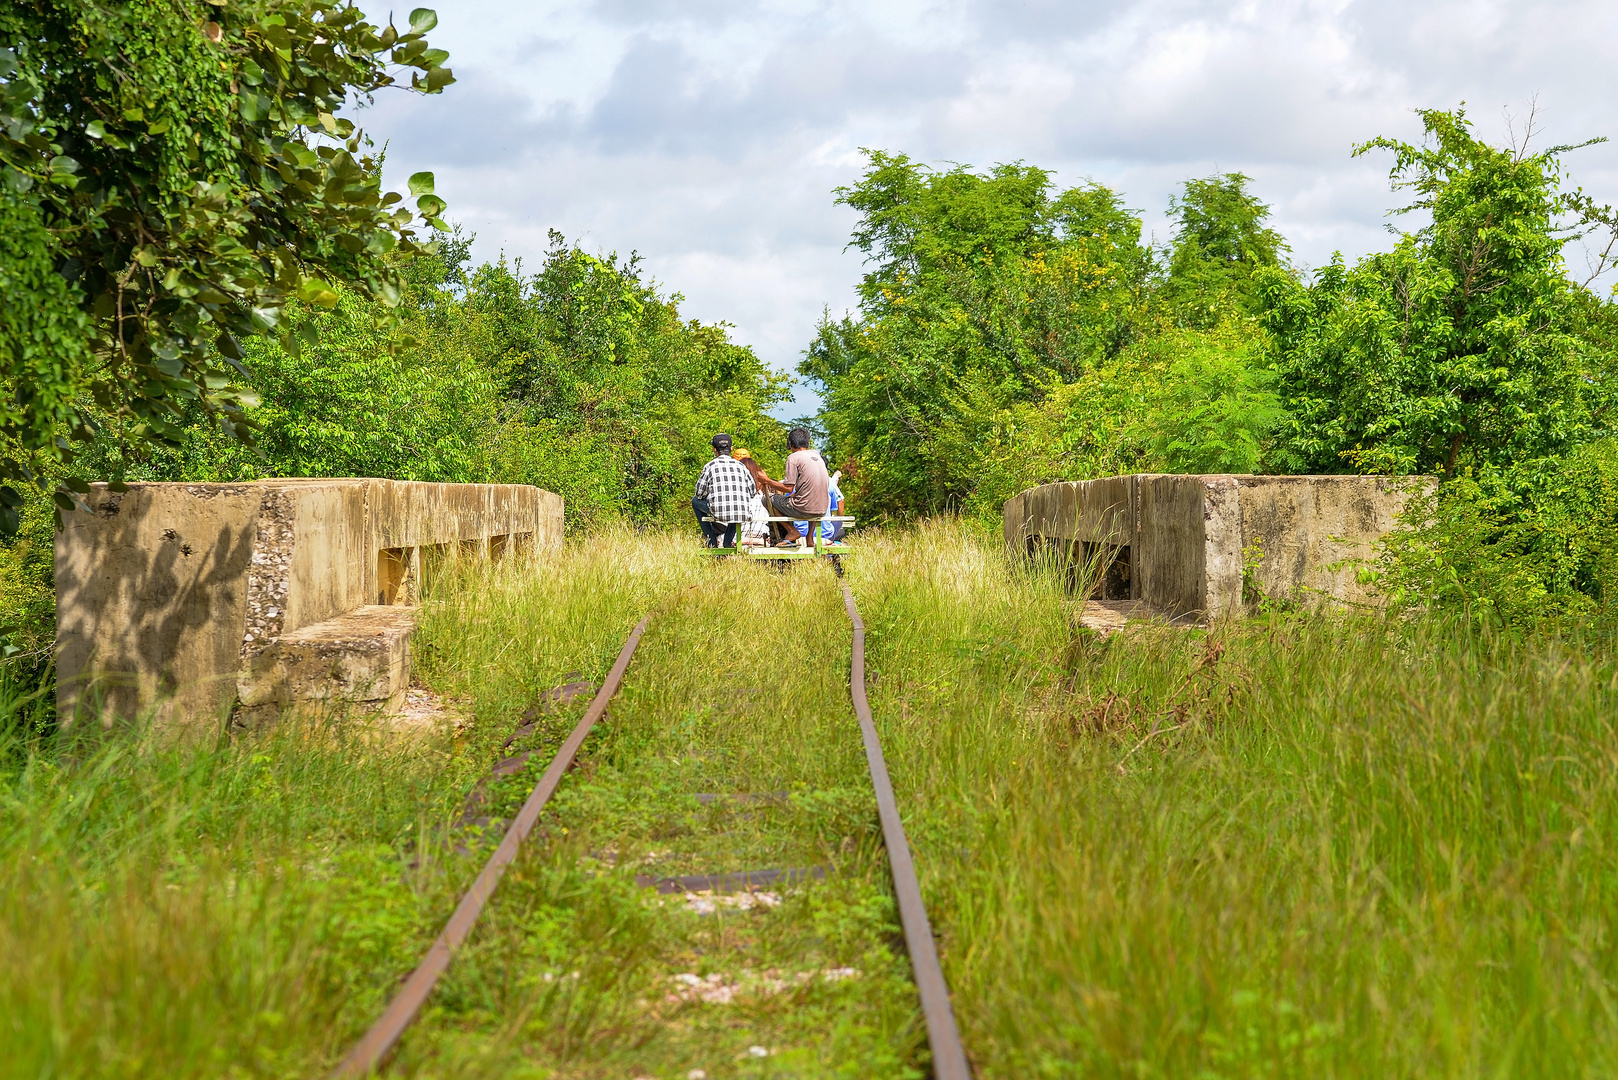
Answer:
[
  {"left": 327, "top": 615, "right": 652, "bottom": 1080},
  {"left": 841, "top": 583, "right": 974, "bottom": 1080}
]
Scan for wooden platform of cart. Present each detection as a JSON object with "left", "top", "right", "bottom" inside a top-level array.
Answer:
[{"left": 701, "top": 515, "right": 855, "bottom": 559}]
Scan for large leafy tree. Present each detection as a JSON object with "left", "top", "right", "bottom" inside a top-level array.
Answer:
[
  {"left": 801, "top": 151, "right": 1154, "bottom": 518},
  {"left": 1261, "top": 108, "right": 1606, "bottom": 476},
  {"left": 1162, "top": 172, "right": 1289, "bottom": 325},
  {"left": 0, "top": 0, "right": 454, "bottom": 532}
]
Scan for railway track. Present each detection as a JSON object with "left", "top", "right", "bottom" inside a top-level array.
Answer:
[{"left": 330, "top": 582, "right": 970, "bottom": 1079}]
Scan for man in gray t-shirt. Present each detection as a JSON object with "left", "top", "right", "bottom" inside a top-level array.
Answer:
[{"left": 769, "top": 426, "right": 830, "bottom": 545}]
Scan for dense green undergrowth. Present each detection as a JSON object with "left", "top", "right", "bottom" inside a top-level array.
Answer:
[
  {"left": 855, "top": 522, "right": 1618, "bottom": 1077},
  {"left": 4, "top": 527, "right": 1618, "bottom": 1077}
]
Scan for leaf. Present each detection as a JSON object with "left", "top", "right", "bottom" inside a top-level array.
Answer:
[
  {"left": 239, "top": 91, "right": 270, "bottom": 122},
  {"left": 107, "top": 481, "right": 131, "bottom": 494},
  {"left": 86, "top": 120, "right": 106, "bottom": 140},
  {"left": 408, "top": 171, "right": 435, "bottom": 196},
  {"left": 296, "top": 278, "right": 341, "bottom": 309},
  {"left": 417, "top": 193, "right": 446, "bottom": 218},
  {"left": 201, "top": 20, "right": 223, "bottom": 43},
  {"left": 409, "top": 8, "right": 438, "bottom": 33},
  {"left": 62, "top": 476, "right": 92, "bottom": 494}
]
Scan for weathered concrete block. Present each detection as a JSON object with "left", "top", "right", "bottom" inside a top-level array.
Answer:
[
  {"left": 56, "top": 478, "right": 562, "bottom": 730},
  {"left": 235, "top": 606, "right": 416, "bottom": 728},
  {"left": 1006, "top": 473, "right": 1433, "bottom": 622}
]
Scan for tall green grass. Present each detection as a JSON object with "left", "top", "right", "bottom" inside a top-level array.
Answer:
[
  {"left": 852, "top": 520, "right": 1618, "bottom": 1077},
  {"left": 7, "top": 524, "right": 1616, "bottom": 1078},
  {"left": 398, "top": 540, "right": 924, "bottom": 1078},
  {"left": 0, "top": 532, "right": 694, "bottom": 1079}
]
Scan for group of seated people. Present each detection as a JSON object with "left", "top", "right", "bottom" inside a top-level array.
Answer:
[{"left": 691, "top": 427, "right": 846, "bottom": 549}]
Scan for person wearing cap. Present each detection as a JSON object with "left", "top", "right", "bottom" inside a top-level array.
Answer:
[{"left": 692, "top": 433, "right": 757, "bottom": 547}]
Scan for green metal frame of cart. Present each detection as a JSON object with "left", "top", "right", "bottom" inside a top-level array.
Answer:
[{"left": 701, "top": 515, "right": 856, "bottom": 559}]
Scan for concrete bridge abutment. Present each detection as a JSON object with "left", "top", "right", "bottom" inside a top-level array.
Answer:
[
  {"left": 55, "top": 478, "right": 562, "bottom": 732},
  {"left": 1005, "top": 473, "right": 1433, "bottom": 623}
]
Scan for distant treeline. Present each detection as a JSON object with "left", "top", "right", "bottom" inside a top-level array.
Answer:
[
  {"left": 78, "top": 229, "right": 792, "bottom": 529},
  {"left": 802, "top": 110, "right": 1618, "bottom": 623},
  {"left": 0, "top": 232, "right": 790, "bottom": 686}
]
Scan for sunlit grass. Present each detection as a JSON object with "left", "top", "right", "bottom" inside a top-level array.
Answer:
[
  {"left": 398, "top": 544, "right": 924, "bottom": 1078},
  {"left": 0, "top": 532, "right": 697, "bottom": 1080},
  {"left": 852, "top": 518, "right": 1618, "bottom": 1078},
  {"left": 5, "top": 524, "right": 1616, "bottom": 1078}
]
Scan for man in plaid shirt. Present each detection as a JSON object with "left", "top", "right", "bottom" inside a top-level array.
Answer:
[{"left": 692, "top": 433, "right": 757, "bottom": 547}]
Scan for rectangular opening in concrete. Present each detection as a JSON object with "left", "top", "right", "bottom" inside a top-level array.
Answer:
[
  {"left": 1080, "top": 542, "right": 1132, "bottom": 601},
  {"left": 377, "top": 547, "right": 412, "bottom": 606},
  {"left": 490, "top": 534, "right": 510, "bottom": 560}
]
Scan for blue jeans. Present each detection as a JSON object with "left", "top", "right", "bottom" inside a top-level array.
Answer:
[{"left": 692, "top": 497, "right": 738, "bottom": 547}]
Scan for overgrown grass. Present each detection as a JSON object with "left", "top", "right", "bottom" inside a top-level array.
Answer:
[
  {"left": 0, "top": 532, "right": 693, "bottom": 1079},
  {"left": 853, "top": 520, "right": 1618, "bottom": 1077},
  {"left": 5, "top": 525, "right": 1616, "bottom": 1078},
  {"left": 397, "top": 538, "right": 923, "bottom": 1078}
]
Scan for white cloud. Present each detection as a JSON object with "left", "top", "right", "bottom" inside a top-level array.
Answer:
[{"left": 363, "top": 0, "right": 1618, "bottom": 416}]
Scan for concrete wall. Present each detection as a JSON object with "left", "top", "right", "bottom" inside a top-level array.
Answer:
[
  {"left": 1006, "top": 473, "right": 1430, "bottom": 621},
  {"left": 57, "top": 479, "right": 562, "bottom": 729}
]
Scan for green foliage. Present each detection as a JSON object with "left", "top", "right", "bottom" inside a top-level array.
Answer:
[
  {"left": 1262, "top": 108, "right": 1604, "bottom": 477},
  {"left": 960, "top": 322, "right": 1278, "bottom": 517},
  {"left": 1162, "top": 172, "right": 1290, "bottom": 325},
  {"left": 0, "top": 0, "right": 454, "bottom": 529},
  {"left": 802, "top": 152, "right": 1155, "bottom": 519},
  {"left": 1128, "top": 328, "right": 1287, "bottom": 474},
  {"left": 93, "top": 232, "right": 789, "bottom": 532},
  {"left": 461, "top": 233, "right": 791, "bottom": 526},
  {"left": 805, "top": 152, "right": 1299, "bottom": 520},
  {"left": 1377, "top": 441, "right": 1618, "bottom": 625},
  {"left": 0, "top": 493, "right": 54, "bottom": 720}
]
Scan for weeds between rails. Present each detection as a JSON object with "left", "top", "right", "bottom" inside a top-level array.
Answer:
[
  {"left": 382, "top": 551, "right": 953, "bottom": 1078},
  {"left": 8, "top": 526, "right": 1618, "bottom": 1078},
  {"left": 335, "top": 567, "right": 968, "bottom": 1079}
]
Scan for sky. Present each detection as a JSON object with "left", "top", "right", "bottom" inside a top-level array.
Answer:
[{"left": 363, "top": 0, "right": 1618, "bottom": 417}]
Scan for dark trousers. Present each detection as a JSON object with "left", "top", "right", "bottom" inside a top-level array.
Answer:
[{"left": 692, "top": 497, "right": 738, "bottom": 547}]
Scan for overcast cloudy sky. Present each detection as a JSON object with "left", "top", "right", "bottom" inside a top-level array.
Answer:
[{"left": 364, "top": 0, "right": 1618, "bottom": 415}]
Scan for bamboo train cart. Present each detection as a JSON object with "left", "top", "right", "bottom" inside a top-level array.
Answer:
[{"left": 701, "top": 513, "right": 855, "bottom": 560}]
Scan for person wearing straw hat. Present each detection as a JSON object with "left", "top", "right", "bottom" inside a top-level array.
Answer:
[{"left": 729, "top": 445, "right": 773, "bottom": 546}]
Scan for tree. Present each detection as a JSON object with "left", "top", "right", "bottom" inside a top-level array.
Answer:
[
  {"left": 0, "top": 0, "right": 454, "bottom": 532},
  {"left": 1261, "top": 108, "right": 1602, "bottom": 476},
  {"left": 802, "top": 151, "right": 1153, "bottom": 518},
  {"left": 1161, "top": 172, "right": 1289, "bottom": 325}
]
